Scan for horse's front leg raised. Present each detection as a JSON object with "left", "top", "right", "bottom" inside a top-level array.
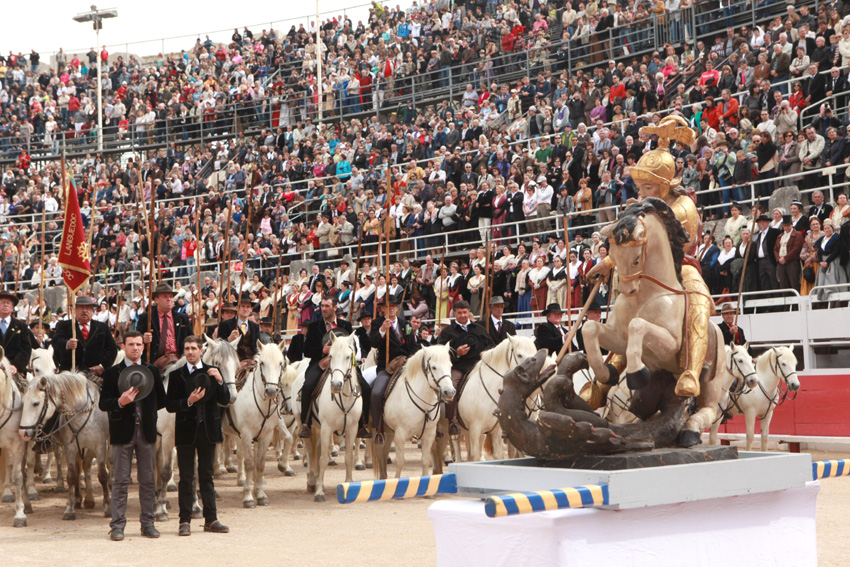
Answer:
[
  {"left": 624, "top": 318, "right": 679, "bottom": 390},
  {"left": 582, "top": 320, "right": 624, "bottom": 387}
]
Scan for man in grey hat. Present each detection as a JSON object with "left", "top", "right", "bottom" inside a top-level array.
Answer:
[
  {"left": 487, "top": 296, "right": 517, "bottom": 344},
  {"left": 52, "top": 296, "right": 118, "bottom": 373},
  {"left": 137, "top": 284, "right": 191, "bottom": 371},
  {"left": 100, "top": 331, "right": 166, "bottom": 541}
]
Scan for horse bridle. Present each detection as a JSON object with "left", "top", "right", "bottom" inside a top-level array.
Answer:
[
  {"left": 403, "top": 352, "right": 452, "bottom": 442},
  {"left": 727, "top": 351, "right": 757, "bottom": 387},
  {"left": 329, "top": 348, "right": 361, "bottom": 436},
  {"left": 617, "top": 217, "right": 649, "bottom": 283},
  {"left": 20, "top": 381, "right": 95, "bottom": 458}
]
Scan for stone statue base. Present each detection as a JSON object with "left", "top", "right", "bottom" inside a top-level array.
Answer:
[{"left": 542, "top": 445, "right": 738, "bottom": 471}]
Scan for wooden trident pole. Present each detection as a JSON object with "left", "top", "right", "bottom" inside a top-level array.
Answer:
[
  {"left": 385, "top": 165, "right": 393, "bottom": 369},
  {"left": 194, "top": 201, "right": 203, "bottom": 335},
  {"left": 146, "top": 182, "right": 156, "bottom": 363},
  {"left": 483, "top": 231, "right": 492, "bottom": 332}
]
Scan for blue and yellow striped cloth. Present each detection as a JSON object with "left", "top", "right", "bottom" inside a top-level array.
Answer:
[
  {"left": 337, "top": 473, "right": 458, "bottom": 504},
  {"left": 812, "top": 460, "right": 850, "bottom": 481},
  {"left": 484, "top": 484, "right": 610, "bottom": 518}
]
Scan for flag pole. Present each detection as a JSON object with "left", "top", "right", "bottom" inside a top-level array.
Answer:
[
  {"left": 146, "top": 182, "right": 156, "bottom": 363},
  {"left": 385, "top": 165, "right": 393, "bottom": 369},
  {"left": 37, "top": 188, "right": 47, "bottom": 326},
  {"left": 194, "top": 200, "right": 203, "bottom": 336},
  {"left": 60, "top": 149, "right": 78, "bottom": 373}
]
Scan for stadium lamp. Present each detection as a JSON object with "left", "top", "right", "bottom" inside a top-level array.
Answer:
[{"left": 73, "top": 6, "right": 118, "bottom": 153}]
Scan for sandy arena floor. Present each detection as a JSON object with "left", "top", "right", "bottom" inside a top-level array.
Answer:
[{"left": 0, "top": 445, "right": 846, "bottom": 566}]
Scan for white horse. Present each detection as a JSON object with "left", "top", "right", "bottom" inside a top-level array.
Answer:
[
  {"left": 156, "top": 337, "right": 240, "bottom": 521},
  {"left": 0, "top": 349, "right": 32, "bottom": 526},
  {"left": 276, "top": 358, "right": 306, "bottom": 477},
  {"left": 301, "top": 333, "right": 362, "bottom": 502},
  {"left": 375, "top": 344, "right": 455, "bottom": 480},
  {"left": 223, "top": 340, "right": 287, "bottom": 508},
  {"left": 456, "top": 335, "right": 539, "bottom": 462},
  {"left": 710, "top": 345, "right": 799, "bottom": 451},
  {"left": 19, "top": 371, "right": 111, "bottom": 520}
]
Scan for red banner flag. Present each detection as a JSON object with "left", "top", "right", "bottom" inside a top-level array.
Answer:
[{"left": 58, "top": 174, "right": 91, "bottom": 293}]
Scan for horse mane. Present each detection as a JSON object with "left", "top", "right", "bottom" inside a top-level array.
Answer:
[
  {"left": 407, "top": 344, "right": 451, "bottom": 376},
  {"left": 206, "top": 338, "right": 239, "bottom": 369},
  {"left": 0, "top": 356, "right": 11, "bottom": 404},
  {"left": 45, "top": 372, "right": 94, "bottom": 406},
  {"left": 611, "top": 197, "right": 689, "bottom": 283}
]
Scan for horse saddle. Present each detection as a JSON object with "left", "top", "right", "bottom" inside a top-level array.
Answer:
[{"left": 382, "top": 356, "right": 409, "bottom": 403}]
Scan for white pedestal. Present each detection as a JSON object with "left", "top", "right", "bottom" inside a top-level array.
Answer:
[{"left": 429, "top": 481, "right": 820, "bottom": 567}]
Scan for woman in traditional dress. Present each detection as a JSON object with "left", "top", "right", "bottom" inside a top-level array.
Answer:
[
  {"left": 800, "top": 216, "right": 824, "bottom": 296},
  {"left": 716, "top": 235, "right": 737, "bottom": 296},
  {"left": 446, "top": 262, "right": 462, "bottom": 315},
  {"left": 725, "top": 203, "right": 749, "bottom": 245},
  {"left": 528, "top": 255, "right": 550, "bottom": 315},
  {"left": 492, "top": 184, "right": 509, "bottom": 242},
  {"left": 468, "top": 264, "right": 486, "bottom": 318},
  {"left": 434, "top": 266, "right": 450, "bottom": 322},
  {"left": 830, "top": 193, "right": 850, "bottom": 228},
  {"left": 297, "top": 282, "right": 314, "bottom": 325},
  {"left": 578, "top": 247, "right": 597, "bottom": 304},
  {"left": 567, "top": 250, "right": 582, "bottom": 309},
  {"left": 286, "top": 281, "right": 300, "bottom": 332},
  {"left": 812, "top": 220, "right": 848, "bottom": 302},
  {"left": 547, "top": 255, "right": 568, "bottom": 307},
  {"left": 515, "top": 259, "right": 532, "bottom": 326}
]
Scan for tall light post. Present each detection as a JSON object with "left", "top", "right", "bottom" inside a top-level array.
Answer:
[{"left": 73, "top": 6, "right": 118, "bottom": 154}]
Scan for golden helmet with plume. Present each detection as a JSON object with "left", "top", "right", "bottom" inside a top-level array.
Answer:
[{"left": 629, "top": 115, "right": 696, "bottom": 200}]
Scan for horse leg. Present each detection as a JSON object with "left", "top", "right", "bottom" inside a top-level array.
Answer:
[
  {"left": 240, "top": 434, "right": 256, "bottom": 508},
  {"left": 468, "top": 425, "right": 483, "bottom": 463},
  {"left": 490, "top": 425, "right": 507, "bottom": 460},
  {"left": 82, "top": 451, "right": 96, "bottom": 509},
  {"left": 392, "top": 430, "right": 406, "bottom": 478},
  {"left": 354, "top": 436, "right": 366, "bottom": 472},
  {"left": 155, "top": 442, "right": 170, "bottom": 522},
  {"left": 761, "top": 408, "right": 775, "bottom": 451},
  {"left": 63, "top": 449, "right": 78, "bottom": 520},
  {"left": 314, "top": 423, "right": 332, "bottom": 502},
  {"left": 97, "top": 445, "right": 111, "bottom": 518},
  {"left": 380, "top": 432, "right": 394, "bottom": 480},
  {"left": 191, "top": 462, "right": 203, "bottom": 519},
  {"left": 305, "top": 431, "right": 318, "bottom": 493},
  {"left": 54, "top": 445, "right": 67, "bottom": 493},
  {"left": 225, "top": 435, "right": 238, "bottom": 474},
  {"left": 8, "top": 443, "right": 26, "bottom": 527},
  {"left": 745, "top": 408, "right": 757, "bottom": 451},
  {"left": 420, "top": 426, "right": 437, "bottom": 477},
  {"left": 582, "top": 321, "right": 624, "bottom": 387},
  {"left": 255, "top": 436, "right": 270, "bottom": 506},
  {"left": 277, "top": 420, "right": 296, "bottom": 477},
  {"left": 709, "top": 416, "right": 721, "bottom": 446},
  {"left": 1, "top": 460, "right": 12, "bottom": 503},
  {"left": 625, "top": 318, "right": 679, "bottom": 389},
  {"left": 24, "top": 449, "right": 39, "bottom": 501},
  {"left": 42, "top": 449, "right": 55, "bottom": 483}
]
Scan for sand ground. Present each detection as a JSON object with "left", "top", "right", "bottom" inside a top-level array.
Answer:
[{"left": 0, "top": 445, "right": 846, "bottom": 567}]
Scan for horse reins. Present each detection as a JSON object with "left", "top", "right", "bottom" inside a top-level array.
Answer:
[{"left": 404, "top": 353, "right": 451, "bottom": 442}]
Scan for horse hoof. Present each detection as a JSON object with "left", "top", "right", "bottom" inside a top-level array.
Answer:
[
  {"left": 42, "top": 476, "right": 54, "bottom": 484},
  {"left": 24, "top": 504, "right": 33, "bottom": 514},
  {"left": 678, "top": 430, "right": 702, "bottom": 448},
  {"left": 84, "top": 500, "right": 95, "bottom": 510},
  {"left": 104, "top": 510, "right": 111, "bottom": 518},
  {"left": 155, "top": 513, "right": 168, "bottom": 522},
  {"left": 626, "top": 366, "right": 651, "bottom": 390},
  {"left": 366, "top": 464, "right": 373, "bottom": 469},
  {"left": 226, "top": 466, "right": 238, "bottom": 474},
  {"left": 331, "top": 450, "right": 339, "bottom": 457},
  {"left": 191, "top": 509, "right": 203, "bottom": 520},
  {"left": 355, "top": 464, "right": 365, "bottom": 471},
  {"left": 257, "top": 497, "right": 269, "bottom": 506},
  {"left": 62, "top": 512, "right": 76, "bottom": 521},
  {"left": 292, "top": 454, "right": 301, "bottom": 461},
  {"left": 236, "top": 480, "right": 245, "bottom": 487},
  {"left": 28, "top": 494, "right": 40, "bottom": 502},
  {"left": 603, "top": 363, "right": 621, "bottom": 386},
  {"left": 165, "top": 500, "right": 171, "bottom": 510},
  {"left": 359, "top": 442, "right": 366, "bottom": 449},
  {"left": 328, "top": 460, "right": 338, "bottom": 467},
  {"left": 54, "top": 485, "right": 67, "bottom": 494},
  {"left": 243, "top": 500, "right": 256, "bottom": 509},
  {"left": 1, "top": 495, "right": 13, "bottom": 503},
  {"left": 284, "top": 469, "right": 296, "bottom": 477},
  {"left": 167, "top": 482, "right": 178, "bottom": 493},
  {"left": 306, "top": 484, "right": 316, "bottom": 494},
  {"left": 13, "top": 518, "right": 26, "bottom": 528},
  {"left": 314, "top": 493, "right": 326, "bottom": 503}
]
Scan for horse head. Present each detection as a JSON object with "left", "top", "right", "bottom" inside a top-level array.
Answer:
[
  {"left": 602, "top": 198, "right": 689, "bottom": 297},
  {"left": 19, "top": 375, "right": 55, "bottom": 441},
  {"left": 255, "top": 339, "right": 285, "bottom": 399},
  {"left": 203, "top": 335, "right": 239, "bottom": 405},
  {"left": 29, "top": 346, "right": 56, "bottom": 380},
  {"left": 421, "top": 344, "right": 455, "bottom": 402},
  {"left": 727, "top": 342, "right": 758, "bottom": 388},
  {"left": 772, "top": 345, "right": 799, "bottom": 391},
  {"left": 328, "top": 333, "right": 357, "bottom": 395}
]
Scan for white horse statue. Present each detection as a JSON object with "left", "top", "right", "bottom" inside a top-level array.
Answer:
[
  {"left": 710, "top": 345, "right": 799, "bottom": 451},
  {"left": 0, "top": 348, "right": 32, "bottom": 526},
  {"left": 292, "top": 333, "right": 362, "bottom": 502},
  {"left": 19, "top": 371, "right": 111, "bottom": 520},
  {"left": 456, "top": 335, "right": 540, "bottom": 462},
  {"left": 223, "top": 340, "right": 287, "bottom": 508},
  {"left": 374, "top": 344, "right": 455, "bottom": 480}
]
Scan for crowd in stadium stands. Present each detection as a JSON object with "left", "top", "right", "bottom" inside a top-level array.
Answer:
[{"left": 2, "top": 0, "right": 850, "bottom": 344}]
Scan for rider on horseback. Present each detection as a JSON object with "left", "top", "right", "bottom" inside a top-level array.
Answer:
[
  {"left": 369, "top": 291, "right": 416, "bottom": 445},
  {"left": 586, "top": 115, "right": 713, "bottom": 399}
]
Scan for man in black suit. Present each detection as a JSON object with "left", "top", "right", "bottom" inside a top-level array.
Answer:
[
  {"left": 487, "top": 296, "right": 517, "bottom": 345},
  {"left": 0, "top": 291, "right": 33, "bottom": 376},
  {"left": 808, "top": 190, "right": 833, "bottom": 224},
  {"left": 138, "top": 284, "right": 191, "bottom": 371},
  {"left": 100, "top": 331, "right": 166, "bottom": 541},
  {"left": 52, "top": 296, "right": 118, "bottom": 374},
  {"left": 535, "top": 303, "right": 569, "bottom": 355},
  {"left": 573, "top": 301, "right": 606, "bottom": 354},
  {"left": 369, "top": 292, "right": 416, "bottom": 444},
  {"left": 298, "top": 296, "right": 355, "bottom": 438},
  {"left": 508, "top": 183, "right": 525, "bottom": 242},
  {"left": 474, "top": 183, "right": 494, "bottom": 244},
  {"left": 166, "top": 335, "right": 230, "bottom": 536},
  {"left": 29, "top": 320, "right": 51, "bottom": 350},
  {"left": 354, "top": 312, "right": 373, "bottom": 365},
  {"left": 751, "top": 214, "right": 780, "bottom": 292},
  {"left": 718, "top": 303, "right": 754, "bottom": 354},
  {"left": 286, "top": 321, "right": 309, "bottom": 363},
  {"left": 217, "top": 297, "right": 260, "bottom": 366},
  {"left": 437, "top": 300, "right": 495, "bottom": 435}
]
